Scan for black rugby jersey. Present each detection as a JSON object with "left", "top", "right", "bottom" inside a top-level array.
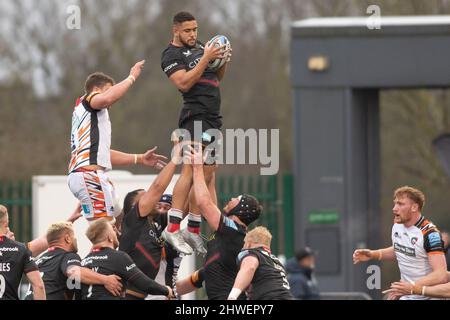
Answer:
[
  {"left": 0, "top": 235, "right": 38, "bottom": 300},
  {"left": 204, "top": 215, "right": 246, "bottom": 300},
  {"left": 28, "top": 247, "right": 82, "bottom": 300},
  {"left": 161, "top": 41, "right": 222, "bottom": 127},
  {"left": 119, "top": 204, "right": 163, "bottom": 293},
  {"left": 81, "top": 247, "right": 168, "bottom": 300},
  {"left": 237, "top": 247, "right": 293, "bottom": 300}
]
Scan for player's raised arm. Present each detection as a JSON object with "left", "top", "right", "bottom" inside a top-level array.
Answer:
[
  {"left": 189, "top": 144, "right": 222, "bottom": 231},
  {"left": 110, "top": 148, "right": 167, "bottom": 170},
  {"left": 89, "top": 60, "right": 145, "bottom": 109},
  {"left": 136, "top": 142, "right": 184, "bottom": 217}
]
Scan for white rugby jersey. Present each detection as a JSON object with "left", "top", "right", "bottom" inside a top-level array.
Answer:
[
  {"left": 391, "top": 216, "right": 445, "bottom": 300},
  {"left": 68, "top": 92, "right": 112, "bottom": 173}
]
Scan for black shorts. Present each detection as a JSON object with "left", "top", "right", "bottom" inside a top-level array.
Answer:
[
  {"left": 177, "top": 113, "right": 222, "bottom": 165},
  {"left": 178, "top": 115, "right": 222, "bottom": 146}
]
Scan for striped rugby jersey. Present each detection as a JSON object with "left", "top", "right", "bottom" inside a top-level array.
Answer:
[
  {"left": 68, "top": 92, "right": 112, "bottom": 173},
  {"left": 391, "top": 215, "right": 445, "bottom": 299}
]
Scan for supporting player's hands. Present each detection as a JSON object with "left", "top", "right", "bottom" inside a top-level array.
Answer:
[
  {"left": 204, "top": 39, "right": 227, "bottom": 61},
  {"left": 67, "top": 203, "right": 83, "bottom": 224},
  {"left": 130, "top": 60, "right": 145, "bottom": 80},
  {"left": 184, "top": 143, "right": 206, "bottom": 167},
  {"left": 142, "top": 147, "right": 168, "bottom": 170},
  {"left": 352, "top": 249, "right": 374, "bottom": 264},
  {"left": 170, "top": 138, "right": 188, "bottom": 165},
  {"left": 103, "top": 274, "right": 123, "bottom": 297}
]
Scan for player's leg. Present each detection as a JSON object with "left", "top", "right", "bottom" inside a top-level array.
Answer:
[
  {"left": 181, "top": 165, "right": 216, "bottom": 255},
  {"left": 162, "top": 163, "right": 194, "bottom": 255}
]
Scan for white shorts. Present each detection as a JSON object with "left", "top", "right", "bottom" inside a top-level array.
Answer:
[{"left": 68, "top": 170, "right": 120, "bottom": 220}]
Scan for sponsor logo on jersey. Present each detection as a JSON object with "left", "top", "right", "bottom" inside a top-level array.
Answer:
[
  {"left": 82, "top": 204, "right": 91, "bottom": 215},
  {"left": 126, "top": 264, "right": 136, "bottom": 272},
  {"left": 81, "top": 255, "right": 108, "bottom": 266},
  {"left": 182, "top": 50, "right": 192, "bottom": 57},
  {"left": 394, "top": 243, "right": 416, "bottom": 257},
  {"left": 189, "top": 58, "right": 201, "bottom": 69},
  {"left": 0, "top": 247, "right": 19, "bottom": 252},
  {"left": 428, "top": 232, "right": 441, "bottom": 247},
  {"left": 36, "top": 255, "right": 54, "bottom": 265},
  {"left": 67, "top": 259, "right": 81, "bottom": 265},
  {"left": 164, "top": 62, "right": 178, "bottom": 73}
]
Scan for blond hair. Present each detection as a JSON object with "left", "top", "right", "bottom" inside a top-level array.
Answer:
[
  {"left": 86, "top": 218, "right": 110, "bottom": 245},
  {"left": 245, "top": 226, "right": 272, "bottom": 247},
  {"left": 0, "top": 205, "right": 7, "bottom": 225},
  {"left": 46, "top": 222, "right": 74, "bottom": 243},
  {"left": 394, "top": 186, "right": 426, "bottom": 211}
]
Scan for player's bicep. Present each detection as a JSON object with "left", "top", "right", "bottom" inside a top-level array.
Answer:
[
  {"left": 428, "top": 253, "right": 447, "bottom": 272},
  {"left": 89, "top": 92, "right": 110, "bottom": 110},
  {"left": 23, "top": 250, "right": 38, "bottom": 274},
  {"left": 168, "top": 69, "right": 189, "bottom": 91},
  {"left": 238, "top": 252, "right": 260, "bottom": 271},
  {"left": 26, "top": 270, "right": 43, "bottom": 287}
]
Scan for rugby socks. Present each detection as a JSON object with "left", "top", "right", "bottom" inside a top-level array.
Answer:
[
  {"left": 167, "top": 208, "right": 183, "bottom": 233},
  {"left": 187, "top": 213, "right": 201, "bottom": 234}
]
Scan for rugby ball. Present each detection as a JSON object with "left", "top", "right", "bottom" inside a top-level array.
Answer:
[{"left": 207, "top": 35, "right": 231, "bottom": 72}]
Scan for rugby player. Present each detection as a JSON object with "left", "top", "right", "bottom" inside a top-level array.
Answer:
[
  {"left": 68, "top": 61, "right": 167, "bottom": 222},
  {"left": 173, "top": 145, "right": 262, "bottom": 300},
  {"left": 25, "top": 222, "right": 122, "bottom": 300},
  {"left": 154, "top": 195, "right": 182, "bottom": 289},
  {"left": 160, "top": 11, "right": 231, "bottom": 255},
  {"left": 0, "top": 205, "right": 45, "bottom": 300},
  {"left": 228, "top": 226, "right": 293, "bottom": 300},
  {"left": 353, "top": 186, "right": 447, "bottom": 300},
  {"left": 81, "top": 218, "right": 174, "bottom": 300},
  {"left": 118, "top": 143, "right": 183, "bottom": 299}
]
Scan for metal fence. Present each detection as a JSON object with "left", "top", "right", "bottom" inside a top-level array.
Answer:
[
  {"left": 216, "top": 173, "right": 294, "bottom": 256},
  {"left": 0, "top": 180, "right": 33, "bottom": 242}
]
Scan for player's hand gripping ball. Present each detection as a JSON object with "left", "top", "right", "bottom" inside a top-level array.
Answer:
[{"left": 207, "top": 35, "right": 231, "bottom": 72}]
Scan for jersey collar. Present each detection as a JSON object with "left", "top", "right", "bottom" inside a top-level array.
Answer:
[
  {"left": 414, "top": 215, "right": 425, "bottom": 228},
  {"left": 91, "top": 246, "right": 108, "bottom": 253}
]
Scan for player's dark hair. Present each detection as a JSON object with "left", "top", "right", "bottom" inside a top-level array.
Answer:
[
  {"left": 122, "top": 189, "right": 145, "bottom": 217},
  {"left": 173, "top": 11, "right": 196, "bottom": 25},
  {"left": 85, "top": 72, "right": 115, "bottom": 95}
]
